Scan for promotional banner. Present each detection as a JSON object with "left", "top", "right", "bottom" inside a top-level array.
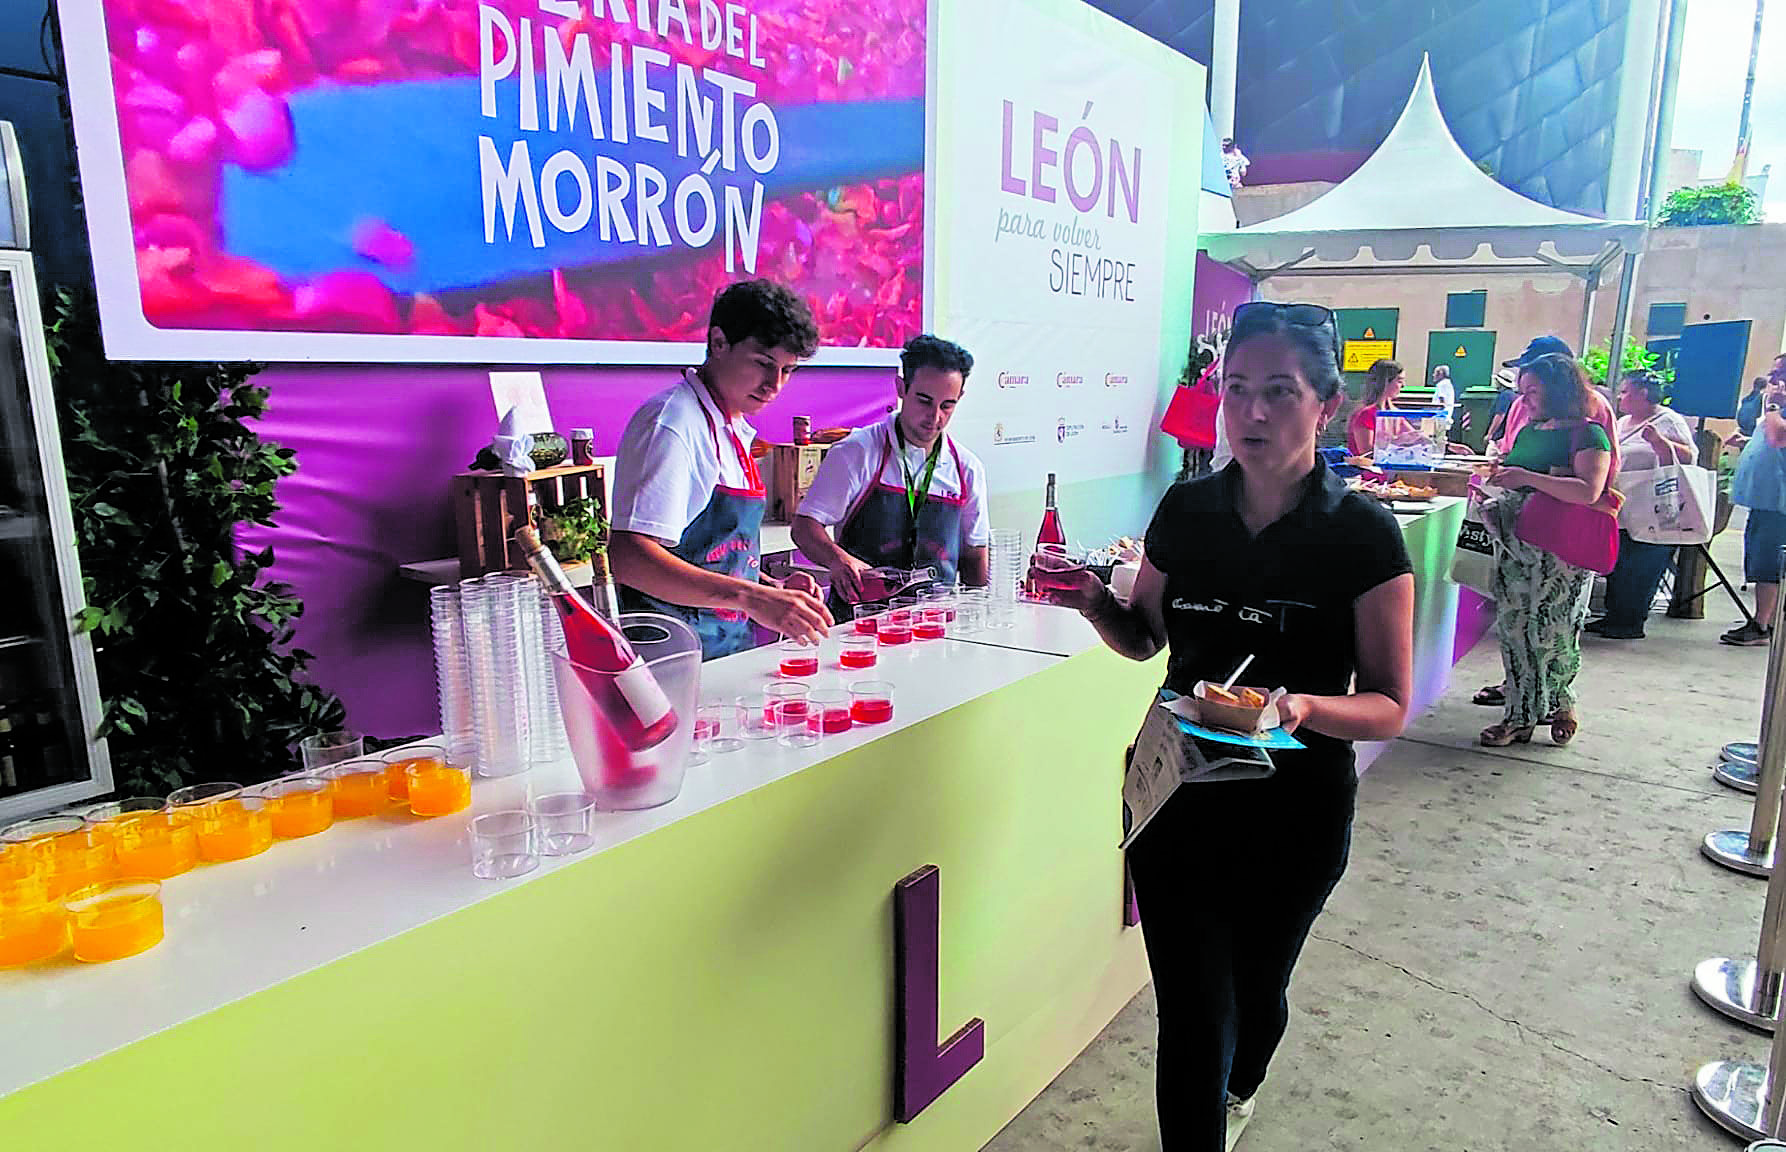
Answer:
[
  {"left": 928, "top": 0, "right": 1203, "bottom": 490},
  {"left": 58, "top": 0, "right": 925, "bottom": 363}
]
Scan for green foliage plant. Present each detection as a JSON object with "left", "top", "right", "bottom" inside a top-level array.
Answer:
[
  {"left": 1658, "top": 183, "right": 1763, "bottom": 227},
  {"left": 45, "top": 291, "right": 343, "bottom": 796}
]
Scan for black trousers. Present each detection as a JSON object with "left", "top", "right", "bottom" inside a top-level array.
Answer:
[
  {"left": 1127, "top": 765, "right": 1356, "bottom": 1150},
  {"left": 1600, "top": 531, "right": 1675, "bottom": 632}
]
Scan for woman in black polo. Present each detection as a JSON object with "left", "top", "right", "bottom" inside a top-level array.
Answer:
[{"left": 1040, "top": 302, "right": 1414, "bottom": 1150}]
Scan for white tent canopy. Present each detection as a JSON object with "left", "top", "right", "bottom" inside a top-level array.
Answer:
[{"left": 1199, "top": 56, "right": 1645, "bottom": 280}]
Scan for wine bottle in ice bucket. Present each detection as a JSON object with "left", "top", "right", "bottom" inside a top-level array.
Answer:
[{"left": 514, "top": 527, "right": 677, "bottom": 754}]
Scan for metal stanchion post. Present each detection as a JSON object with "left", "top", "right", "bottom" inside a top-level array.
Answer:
[
  {"left": 1723, "top": 742, "right": 1764, "bottom": 795},
  {"left": 1695, "top": 769, "right": 1786, "bottom": 1027},
  {"left": 1695, "top": 953, "right": 1786, "bottom": 1138},
  {"left": 1705, "top": 574, "right": 1786, "bottom": 877}
]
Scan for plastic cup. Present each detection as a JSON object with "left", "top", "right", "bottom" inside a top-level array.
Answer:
[
  {"left": 852, "top": 602, "right": 886, "bottom": 634},
  {"left": 185, "top": 792, "right": 274, "bottom": 863},
  {"left": 877, "top": 614, "right": 914, "bottom": 646},
  {"left": 530, "top": 792, "right": 597, "bottom": 856},
  {"left": 300, "top": 731, "right": 365, "bottom": 773},
  {"left": 471, "top": 811, "right": 538, "bottom": 879},
  {"left": 738, "top": 694, "right": 777, "bottom": 741},
  {"left": 112, "top": 810, "right": 199, "bottom": 880},
  {"left": 1030, "top": 544, "right": 1089, "bottom": 602},
  {"left": 763, "top": 682, "right": 810, "bottom": 730},
  {"left": 915, "top": 606, "right": 949, "bottom": 640},
  {"left": 955, "top": 599, "right": 985, "bottom": 634},
  {"left": 408, "top": 758, "right": 472, "bottom": 818},
  {"left": 776, "top": 700, "right": 822, "bottom": 748},
  {"left": 850, "top": 682, "right": 895, "bottom": 725},
  {"left": 919, "top": 585, "right": 958, "bottom": 621},
  {"left": 0, "top": 841, "right": 43, "bottom": 885},
  {"left": 696, "top": 698, "right": 744, "bottom": 755},
  {"left": 255, "top": 776, "right": 334, "bottom": 839},
  {"left": 777, "top": 638, "right": 821, "bottom": 678},
  {"left": 0, "top": 874, "right": 68, "bottom": 967},
  {"left": 840, "top": 634, "right": 879, "bottom": 669},
  {"left": 2, "top": 816, "right": 116, "bottom": 898},
  {"left": 66, "top": 880, "right": 164, "bottom": 962},
  {"left": 889, "top": 596, "right": 920, "bottom": 623},
  {"left": 805, "top": 690, "right": 853, "bottom": 736},
  {"left": 382, "top": 744, "right": 446, "bottom": 801},
  {"left": 325, "top": 759, "right": 391, "bottom": 818},
  {"left": 71, "top": 799, "right": 163, "bottom": 850}
]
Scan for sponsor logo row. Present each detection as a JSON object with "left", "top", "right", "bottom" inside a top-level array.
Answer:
[
  {"left": 996, "top": 372, "right": 1131, "bottom": 389},
  {"left": 991, "top": 416, "right": 1130, "bottom": 446}
]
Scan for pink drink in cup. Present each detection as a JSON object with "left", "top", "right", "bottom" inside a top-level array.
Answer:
[{"left": 850, "top": 682, "right": 895, "bottom": 725}]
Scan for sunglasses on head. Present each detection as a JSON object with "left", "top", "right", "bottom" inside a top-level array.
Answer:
[{"left": 1231, "top": 302, "right": 1336, "bottom": 330}]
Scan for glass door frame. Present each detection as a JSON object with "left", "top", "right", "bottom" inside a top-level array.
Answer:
[{"left": 0, "top": 248, "right": 111, "bottom": 819}]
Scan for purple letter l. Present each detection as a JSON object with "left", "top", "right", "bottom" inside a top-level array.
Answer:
[{"left": 895, "top": 865, "right": 985, "bottom": 1123}]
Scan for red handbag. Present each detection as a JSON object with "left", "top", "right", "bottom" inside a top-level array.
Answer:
[
  {"left": 1161, "top": 384, "right": 1220, "bottom": 449},
  {"left": 1512, "top": 425, "right": 1623, "bottom": 574}
]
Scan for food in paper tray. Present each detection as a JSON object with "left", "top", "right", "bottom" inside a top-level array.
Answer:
[
  {"left": 1201, "top": 685, "right": 1267, "bottom": 709},
  {"left": 1347, "top": 477, "right": 1438, "bottom": 502},
  {"left": 1190, "top": 682, "right": 1284, "bottom": 734},
  {"left": 812, "top": 427, "right": 852, "bottom": 444}
]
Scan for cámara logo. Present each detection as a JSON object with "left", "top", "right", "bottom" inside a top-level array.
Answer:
[
  {"left": 997, "top": 372, "right": 1030, "bottom": 389},
  {"left": 1056, "top": 372, "right": 1084, "bottom": 388},
  {"left": 1104, "top": 373, "right": 1129, "bottom": 388}
]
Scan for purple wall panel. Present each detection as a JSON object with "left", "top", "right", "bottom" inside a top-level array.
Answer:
[
  {"left": 1189, "top": 253, "right": 1253, "bottom": 339},
  {"left": 241, "top": 362, "right": 896, "bottom": 737}
]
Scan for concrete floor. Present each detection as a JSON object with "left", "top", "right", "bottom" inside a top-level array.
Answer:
[{"left": 986, "top": 561, "right": 1777, "bottom": 1151}]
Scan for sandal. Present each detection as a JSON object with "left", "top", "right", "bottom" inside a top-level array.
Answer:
[
  {"left": 1473, "top": 684, "right": 1506, "bottom": 707},
  {"left": 1551, "top": 711, "right": 1579, "bottom": 746},
  {"left": 1480, "top": 724, "right": 1534, "bottom": 747}
]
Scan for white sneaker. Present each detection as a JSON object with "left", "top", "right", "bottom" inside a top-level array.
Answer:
[{"left": 1225, "top": 1093, "right": 1256, "bottom": 1151}]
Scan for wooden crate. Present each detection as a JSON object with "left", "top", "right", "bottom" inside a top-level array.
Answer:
[
  {"left": 453, "top": 463, "right": 607, "bottom": 578},
  {"left": 767, "top": 443, "right": 832, "bottom": 522}
]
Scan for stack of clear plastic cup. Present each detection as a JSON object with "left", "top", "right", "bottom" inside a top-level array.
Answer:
[
  {"left": 987, "top": 529, "right": 1025, "bottom": 629},
  {"left": 460, "top": 576, "right": 531, "bottom": 779},
  {"left": 529, "top": 588, "right": 569, "bottom": 764},
  {"left": 429, "top": 587, "right": 477, "bottom": 765}
]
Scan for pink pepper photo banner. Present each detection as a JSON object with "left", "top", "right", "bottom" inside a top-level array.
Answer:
[{"left": 57, "top": 0, "right": 926, "bottom": 364}]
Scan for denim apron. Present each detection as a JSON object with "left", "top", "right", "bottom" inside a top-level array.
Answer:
[
  {"left": 827, "top": 426, "right": 968, "bottom": 622},
  {"left": 620, "top": 377, "right": 765, "bottom": 661}
]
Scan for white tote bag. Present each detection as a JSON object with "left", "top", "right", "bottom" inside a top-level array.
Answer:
[
  {"left": 1449, "top": 493, "right": 1497, "bottom": 595},
  {"left": 1619, "top": 462, "right": 1714, "bottom": 545}
]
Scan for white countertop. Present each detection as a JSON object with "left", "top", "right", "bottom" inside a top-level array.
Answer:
[{"left": 0, "top": 609, "right": 1072, "bottom": 1099}]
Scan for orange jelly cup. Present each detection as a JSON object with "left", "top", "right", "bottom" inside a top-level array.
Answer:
[
  {"left": 381, "top": 745, "right": 445, "bottom": 801},
  {"left": 0, "top": 876, "right": 68, "bottom": 968},
  {"left": 257, "top": 777, "right": 334, "bottom": 839},
  {"left": 407, "top": 761, "right": 472, "bottom": 818},
  {"left": 112, "top": 811, "right": 199, "bottom": 880},
  {"left": 65, "top": 881, "right": 164, "bottom": 963},
  {"left": 325, "top": 760, "right": 391, "bottom": 818}
]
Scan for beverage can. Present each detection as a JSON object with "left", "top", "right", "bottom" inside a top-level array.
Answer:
[
  {"left": 571, "top": 428, "right": 595, "bottom": 465},
  {"left": 792, "top": 416, "right": 812, "bottom": 445}
]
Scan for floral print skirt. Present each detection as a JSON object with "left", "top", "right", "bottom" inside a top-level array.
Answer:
[{"left": 1484, "top": 491, "right": 1594, "bottom": 727}]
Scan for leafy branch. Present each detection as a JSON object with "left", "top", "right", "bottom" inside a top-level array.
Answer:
[{"left": 47, "top": 290, "right": 343, "bottom": 796}]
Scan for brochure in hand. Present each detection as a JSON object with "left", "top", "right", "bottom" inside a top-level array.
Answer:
[{"left": 1120, "top": 690, "right": 1303, "bottom": 849}]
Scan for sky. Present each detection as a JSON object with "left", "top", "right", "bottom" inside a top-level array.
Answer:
[{"left": 1673, "top": 0, "right": 1786, "bottom": 216}]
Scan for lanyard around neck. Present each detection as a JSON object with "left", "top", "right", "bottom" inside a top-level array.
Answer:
[{"left": 893, "top": 424, "right": 944, "bottom": 518}]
